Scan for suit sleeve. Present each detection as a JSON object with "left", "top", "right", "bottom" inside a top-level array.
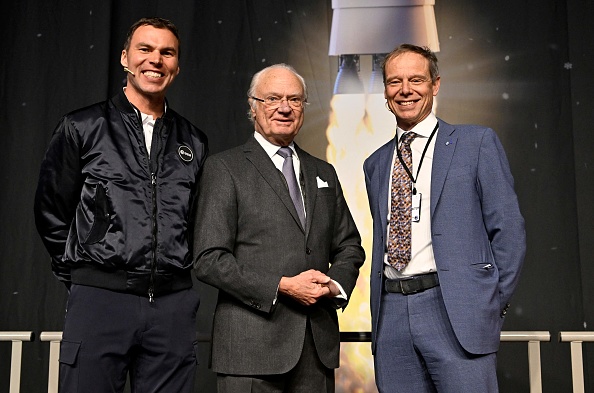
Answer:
[
  {"left": 325, "top": 168, "right": 365, "bottom": 307},
  {"left": 477, "top": 129, "right": 526, "bottom": 310},
  {"left": 192, "top": 156, "right": 281, "bottom": 314},
  {"left": 34, "top": 117, "right": 83, "bottom": 286}
]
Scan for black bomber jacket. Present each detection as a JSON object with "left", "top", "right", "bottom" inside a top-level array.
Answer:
[{"left": 34, "top": 90, "right": 208, "bottom": 299}]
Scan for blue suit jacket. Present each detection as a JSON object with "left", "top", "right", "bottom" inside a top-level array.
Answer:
[{"left": 363, "top": 118, "right": 526, "bottom": 355}]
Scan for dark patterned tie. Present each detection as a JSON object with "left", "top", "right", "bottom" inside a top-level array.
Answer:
[
  {"left": 277, "top": 147, "right": 306, "bottom": 227},
  {"left": 388, "top": 132, "right": 418, "bottom": 271}
]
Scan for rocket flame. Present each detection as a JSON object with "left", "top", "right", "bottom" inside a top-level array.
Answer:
[{"left": 326, "top": 93, "right": 395, "bottom": 393}]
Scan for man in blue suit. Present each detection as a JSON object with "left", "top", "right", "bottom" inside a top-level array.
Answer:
[{"left": 363, "top": 44, "right": 526, "bottom": 392}]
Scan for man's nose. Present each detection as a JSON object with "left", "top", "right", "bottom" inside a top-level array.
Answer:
[
  {"left": 277, "top": 99, "right": 292, "bottom": 112},
  {"left": 401, "top": 80, "right": 411, "bottom": 94},
  {"left": 149, "top": 50, "right": 163, "bottom": 64}
]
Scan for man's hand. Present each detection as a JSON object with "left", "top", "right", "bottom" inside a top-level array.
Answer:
[{"left": 278, "top": 269, "right": 338, "bottom": 306}]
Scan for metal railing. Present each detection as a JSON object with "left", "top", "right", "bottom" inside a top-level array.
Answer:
[
  {"left": 558, "top": 331, "right": 594, "bottom": 393},
  {"left": 500, "top": 331, "right": 551, "bottom": 393},
  {"left": 39, "top": 332, "right": 63, "bottom": 393},
  {"left": 0, "top": 330, "right": 572, "bottom": 393},
  {"left": 0, "top": 331, "right": 34, "bottom": 393}
]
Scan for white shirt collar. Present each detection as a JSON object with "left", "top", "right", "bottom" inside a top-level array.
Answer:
[
  {"left": 253, "top": 131, "right": 297, "bottom": 159},
  {"left": 396, "top": 113, "right": 438, "bottom": 141}
]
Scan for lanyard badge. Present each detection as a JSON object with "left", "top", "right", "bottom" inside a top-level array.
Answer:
[
  {"left": 397, "top": 123, "right": 438, "bottom": 224},
  {"left": 412, "top": 190, "right": 422, "bottom": 222}
]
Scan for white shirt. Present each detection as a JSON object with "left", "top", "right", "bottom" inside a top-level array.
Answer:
[
  {"left": 141, "top": 113, "right": 155, "bottom": 156},
  {"left": 384, "top": 113, "right": 438, "bottom": 279},
  {"left": 253, "top": 131, "right": 346, "bottom": 302},
  {"left": 253, "top": 132, "right": 306, "bottom": 215},
  {"left": 122, "top": 87, "right": 165, "bottom": 158}
]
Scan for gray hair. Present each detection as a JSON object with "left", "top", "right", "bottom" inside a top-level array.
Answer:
[{"left": 246, "top": 63, "right": 308, "bottom": 123}]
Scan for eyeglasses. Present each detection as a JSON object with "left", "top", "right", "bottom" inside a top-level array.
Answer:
[{"left": 250, "top": 95, "right": 307, "bottom": 110}]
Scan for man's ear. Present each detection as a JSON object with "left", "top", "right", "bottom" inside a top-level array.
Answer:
[
  {"left": 432, "top": 76, "right": 441, "bottom": 96},
  {"left": 120, "top": 50, "right": 128, "bottom": 68}
]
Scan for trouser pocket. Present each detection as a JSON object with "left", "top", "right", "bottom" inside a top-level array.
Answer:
[{"left": 59, "top": 340, "right": 81, "bottom": 391}]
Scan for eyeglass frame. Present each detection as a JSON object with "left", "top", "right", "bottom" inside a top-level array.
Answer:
[{"left": 249, "top": 95, "right": 308, "bottom": 111}]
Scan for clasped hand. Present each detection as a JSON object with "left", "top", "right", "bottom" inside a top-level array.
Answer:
[{"left": 278, "top": 269, "right": 339, "bottom": 306}]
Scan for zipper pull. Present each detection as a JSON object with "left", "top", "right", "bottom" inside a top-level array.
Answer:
[
  {"left": 151, "top": 173, "right": 156, "bottom": 186},
  {"left": 148, "top": 288, "right": 154, "bottom": 303}
]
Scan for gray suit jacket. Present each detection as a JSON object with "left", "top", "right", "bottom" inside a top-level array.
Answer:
[
  {"left": 364, "top": 118, "right": 526, "bottom": 355},
  {"left": 193, "top": 135, "right": 364, "bottom": 375}
]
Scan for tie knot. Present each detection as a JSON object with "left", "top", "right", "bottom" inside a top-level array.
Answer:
[
  {"left": 277, "top": 146, "right": 293, "bottom": 159},
  {"left": 400, "top": 132, "right": 418, "bottom": 147}
]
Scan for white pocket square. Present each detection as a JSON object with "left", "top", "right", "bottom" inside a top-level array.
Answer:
[{"left": 316, "top": 176, "right": 329, "bottom": 188}]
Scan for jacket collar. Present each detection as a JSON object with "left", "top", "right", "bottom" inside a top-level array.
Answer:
[{"left": 112, "top": 88, "right": 171, "bottom": 120}]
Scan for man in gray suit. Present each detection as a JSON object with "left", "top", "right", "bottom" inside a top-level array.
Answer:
[
  {"left": 364, "top": 44, "right": 526, "bottom": 392},
  {"left": 193, "top": 64, "right": 364, "bottom": 392}
]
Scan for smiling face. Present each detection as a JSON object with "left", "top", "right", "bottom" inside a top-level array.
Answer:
[
  {"left": 120, "top": 24, "right": 180, "bottom": 107},
  {"left": 251, "top": 67, "right": 305, "bottom": 146},
  {"left": 384, "top": 51, "right": 440, "bottom": 131}
]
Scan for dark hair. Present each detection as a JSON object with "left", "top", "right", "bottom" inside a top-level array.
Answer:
[
  {"left": 382, "top": 44, "right": 439, "bottom": 84},
  {"left": 123, "top": 17, "right": 181, "bottom": 58}
]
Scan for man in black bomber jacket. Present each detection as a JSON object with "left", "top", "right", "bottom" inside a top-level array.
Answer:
[{"left": 34, "top": 17, "right": 208, "bottom": 392}]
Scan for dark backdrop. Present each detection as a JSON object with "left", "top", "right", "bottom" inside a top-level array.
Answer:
[{"left": 1, "top": 1, "right": 593, "bottom": 392}]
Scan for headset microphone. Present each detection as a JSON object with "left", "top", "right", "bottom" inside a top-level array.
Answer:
[{"left": 123, "top": 67, "right": 135, "bottom": 75}]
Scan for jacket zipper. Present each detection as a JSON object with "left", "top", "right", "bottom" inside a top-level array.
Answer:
[
  {"left": 149, "top": 172, "right": 157, "bottom": 303},
  {"left": 134, "top": 108, "right": 159, "bottom": 303}
]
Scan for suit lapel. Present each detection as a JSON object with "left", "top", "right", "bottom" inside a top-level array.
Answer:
[
  {"left": 295, "top": 144, "right": 314, "bottom": 235},
  {"left": 430, "top": 119, "right": 457, "bottom": 217},
  {"left": 378, "top": 138, "right": 397, "bottom": 235},
  {"left": 243, "top": 137, "right": 305, "bottom": 232}
]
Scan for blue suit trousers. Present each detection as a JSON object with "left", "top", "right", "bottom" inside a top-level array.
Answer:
[{"left": 374, "top": 285, "right": 498, "bottom": 393}]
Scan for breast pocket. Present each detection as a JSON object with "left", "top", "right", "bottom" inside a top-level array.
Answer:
[
  {"left": 312, "top": 187, "right": 337, "bottom": 228},
  {"left": 316, "top": 187, "right": 335, "bottom": 197}
]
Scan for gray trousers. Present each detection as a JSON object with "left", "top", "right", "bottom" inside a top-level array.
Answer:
[{"left": 217, "top": 319, "right": 335, "bottom": 393}]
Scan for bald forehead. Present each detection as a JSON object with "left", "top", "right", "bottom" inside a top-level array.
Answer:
[{"left": 256, "top": 68, "right": 304, "bottom": 97}]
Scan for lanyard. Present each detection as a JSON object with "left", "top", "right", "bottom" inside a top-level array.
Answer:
[{"left": 396, "top": 122, "right": 439, "bottom": 194}]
